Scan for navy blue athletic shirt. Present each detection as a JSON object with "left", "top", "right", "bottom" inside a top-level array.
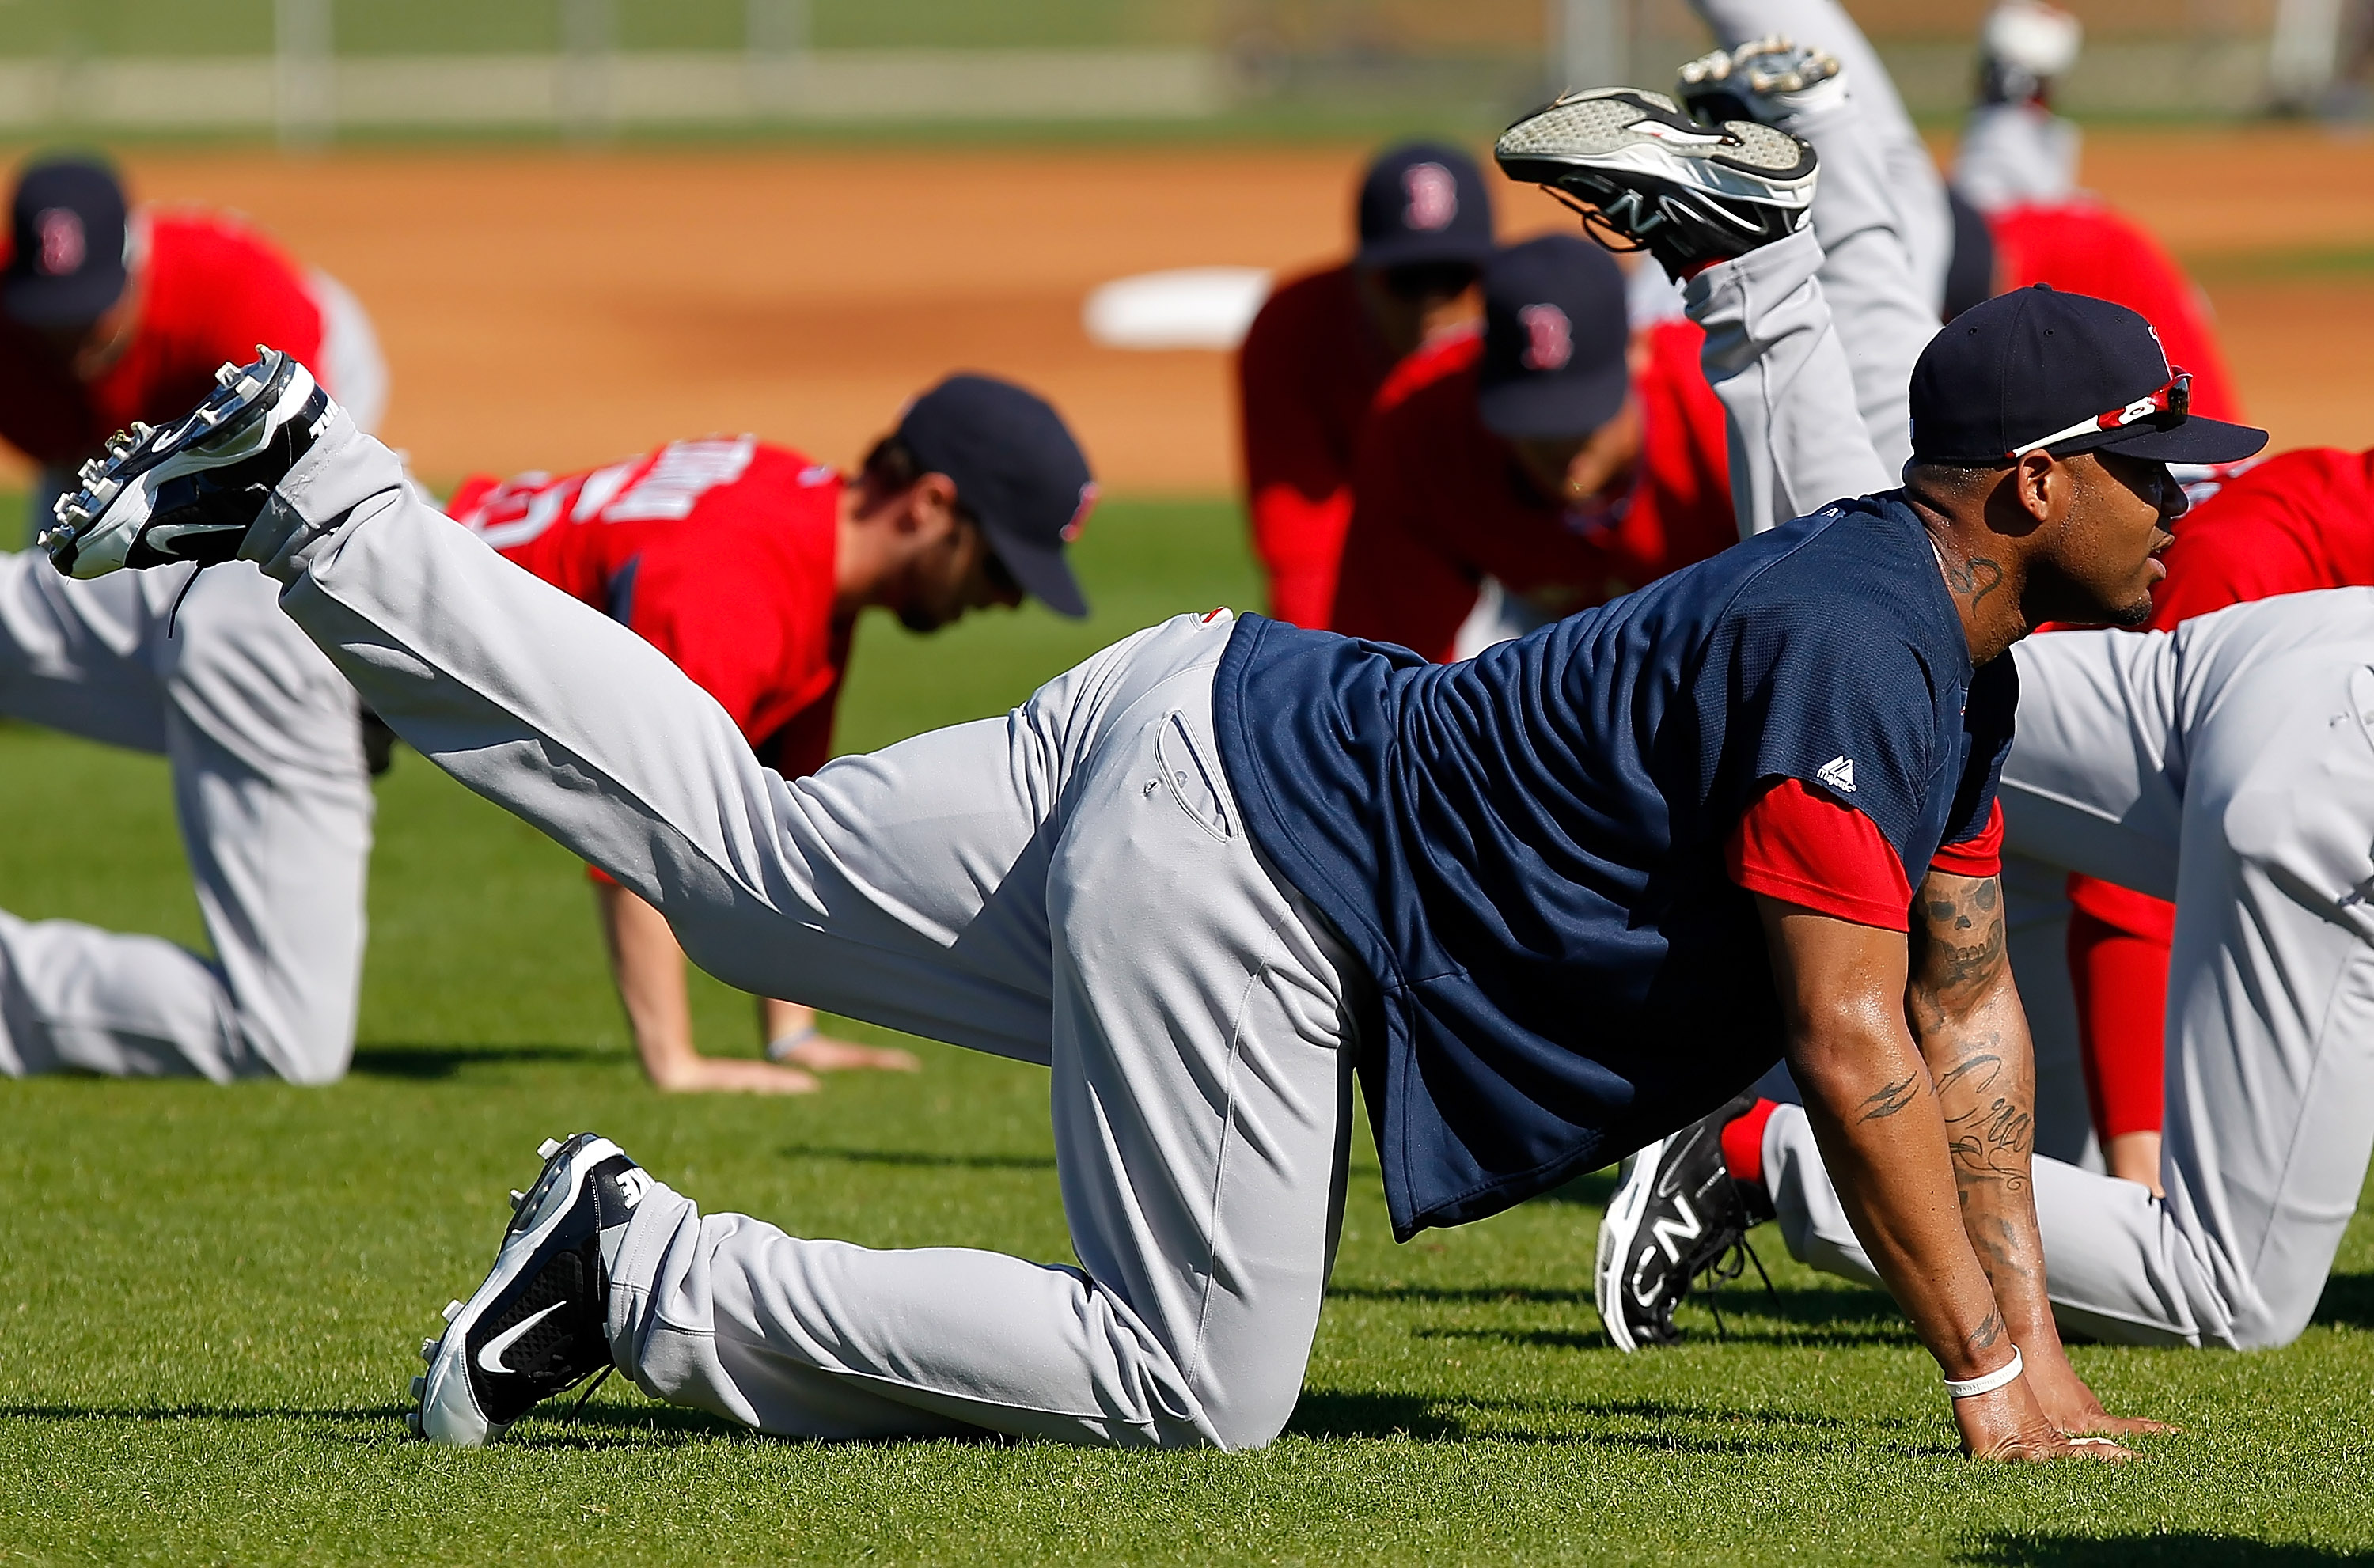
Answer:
[{"left": 1212, "top": 494, "right": 2017, "bottom": 1239}]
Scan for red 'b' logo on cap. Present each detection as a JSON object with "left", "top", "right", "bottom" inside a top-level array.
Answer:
[
  {"left": 1519, "top": 304, "right": 1572, "bottom": 372},
  {"left": 1062, "top": 480, "right": 1098, "bottom": 543},
  {"left": 35, "top": 208, "right": 84, "bottom": 276},
  {"left": 1402, "top": 163, "right": 1457, "bottom": 232}
]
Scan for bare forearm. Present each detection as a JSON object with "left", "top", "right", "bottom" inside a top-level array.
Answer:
[
  {"left": 1791, "top": 1024, "right": 2012, "bottom": 1378},
  {"left": 594, "top": 882, "right": 696, "bottom": 1079},
  {"left": 1907, "top": 874, "right": 2055, "bottom": 1344}
]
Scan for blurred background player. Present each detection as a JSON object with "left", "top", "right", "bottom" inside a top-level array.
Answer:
[
  {"left": 1234, "top": 142, "right": 1493, "bottom": 629},
  {"left": 449, "top": 374, "right": 1094, "bottom": 1094},
  {"left": 0, "top": 153, "right": 386, "bottom": 521},
  {"left": 1328, "top": 234, "right": 1732, "bottom": 661},
  {"left": 1948, "top": 1, "right": 2242, "bottom": 420},
  {"left": 0, "top": 153, "right": 391, "bottom": 1085}
]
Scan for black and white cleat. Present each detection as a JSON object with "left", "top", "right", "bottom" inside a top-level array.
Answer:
[
  {"left": 410, "top": 1132, "right": 650, "bottom": 1447},
  {"left": 38, "top": 347, "right": 335, "bottom": 579},
  {"left": 1494, "top": 87, "right": 1817, "bottom": 277},
  {"left": 1595, "top": 1093, "right": 1771, "bottom": 1351}
]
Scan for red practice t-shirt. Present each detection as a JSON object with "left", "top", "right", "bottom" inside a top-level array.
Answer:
[
  {"left": 1235, "top": 263, "right": 1404, "bottom": 629},
  {"left": 1727, "top": 778, "right": 2006, "bottom": 932},
  {"left": 2058, "top": 446, "right": 2374, "bottom": 1141},
  {"left": 448, "top": 437, "right": 848, "bottom": 782},
  {"left": 1329, "top": 320, "right": 1735, "bottom": 662},
  {"left": 0, "top": 207, "right": 324, "bottom": 470},
  {"left": 1988, "top": 200, "right": 2241, "bottom": 423}
]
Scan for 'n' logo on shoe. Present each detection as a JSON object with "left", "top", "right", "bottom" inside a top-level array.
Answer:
[{"left": 1649, "top": 1195, "right": 1704, "bottom": 1264}]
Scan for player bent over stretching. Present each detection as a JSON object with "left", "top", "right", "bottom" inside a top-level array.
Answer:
[
  {"left": 41, "top": 276, "right": 2204, "bottom": 1454},
  {"left": 447, "top": 377, "right": 1091, "bottom": 1093},
  {"left": 1523, "top": 64, "right": 2374, "bottom": 1363}
]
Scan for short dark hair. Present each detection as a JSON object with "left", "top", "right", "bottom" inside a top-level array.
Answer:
[
  {"left": 1905, "top": 459, "right": 2004, "bottom": 504},
  {"left": 859, "top": 433, "right": 977, "bottom": 525}
]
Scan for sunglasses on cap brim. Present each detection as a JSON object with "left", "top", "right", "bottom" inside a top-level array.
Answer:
[{"left": 2007, "top": 371, "right": 2189, "bottom": 461}]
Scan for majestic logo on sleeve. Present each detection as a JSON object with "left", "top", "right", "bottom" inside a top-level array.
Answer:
[
  {"left": 1519, "top": 304, "right": 1572, "bottom": 372},
  {"left": 1816, "top": 756, "right": 1857, "bottom": 794},
  {"left": 1402, "top": 162, "right": 1458, "bottom": 231},
  {"left": 34, "top": 209, "right": 85, "bottom": 275}
]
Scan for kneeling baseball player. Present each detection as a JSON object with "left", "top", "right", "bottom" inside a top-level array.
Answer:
[
  {"left": 443, "top": 376, "right": 1090, "bottom": 1093},
  {"left": 37, "top": 85, "right": 2228, "bottom": 1451}
]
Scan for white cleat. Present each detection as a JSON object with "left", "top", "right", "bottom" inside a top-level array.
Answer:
[
  {"left": 411, "top": 1133, "right": 642, "bottom": 1447},
  {"left": 36, "top": 347, "right": 336, "bottom": 580}
]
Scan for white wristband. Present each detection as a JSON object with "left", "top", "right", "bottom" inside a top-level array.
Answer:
[{"left": 1943, "top": 1346, "right": 2023, "bottom": 1399}]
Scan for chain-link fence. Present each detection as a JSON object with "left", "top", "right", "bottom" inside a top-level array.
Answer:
[{"left": 0, "top": 0, "right": 2346, "bottom": 138}]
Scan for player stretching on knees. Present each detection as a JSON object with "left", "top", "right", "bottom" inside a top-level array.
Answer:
[
  {"left": 40, "top": 258, "right": 2200, "bottom": 1454},
  {"left": 0, "top": 156, "right": 392, "bottom": 1085},
  {"left": 444, "top": 376, "right": 1090, "bottom": 1093}
]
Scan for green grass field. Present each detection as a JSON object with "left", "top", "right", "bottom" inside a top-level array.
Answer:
[{"left": 2, "top": 498, "right": 2372, "bottom": 1564}]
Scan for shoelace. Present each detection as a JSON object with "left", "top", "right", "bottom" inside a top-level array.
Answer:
[
  {"left": 165, "top": 562, "right": 210, "bottom": 638},
  {"left": 564, "top": 1364, "right": 613, "bottom": 1425},
  {"left": 1691, "top": 1233, "right": 1777, "bottom": 1343}
]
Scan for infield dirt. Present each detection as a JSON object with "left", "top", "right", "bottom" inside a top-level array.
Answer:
[{"left": 43, "top": 126, "right": 2374, "bottom": 495}]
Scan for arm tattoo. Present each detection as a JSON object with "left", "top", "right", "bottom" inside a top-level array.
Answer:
[
  {"left": 1912, "top": 875, "right": 2006, "bottom": 999},
  {"left": 1936, "top": 1051, "right": 2033, "bottom": 1193},
  {"left": 1858, "top": 1071, "right": 1924, "bottom": 1123},
  {"left": 1967, "top": 1309, "right": 2004, "bottom": 1353}
]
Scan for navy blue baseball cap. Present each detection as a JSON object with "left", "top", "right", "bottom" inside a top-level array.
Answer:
[
  {"left": 1476, "top": 234, "right": 1630, "bottom": 441},
  {"left": 896, "top": 373, "right": 1095, "bottom": 619},
  {"left": 1356, "top": 142, "right": 1495, "bottom": 271},
  {"left": 1910, "top": 283, "right": 2266, "bottom": 467},
  {"left": 2, "top": 155, "right": 130, "bottom": 328}
]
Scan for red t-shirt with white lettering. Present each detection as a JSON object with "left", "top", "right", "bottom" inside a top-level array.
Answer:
[
  {"left": 0, "top": 208, "right": 324, "bottom": 470},
  {"left": 1235, "top": 263, "right": 1402, "bottom": 629},
  {"left": 1329, "top": 320, "right": 1734, "bottom": 661},
  {"left": 447, "top": 437, "right": 848, "bottom": 780}
]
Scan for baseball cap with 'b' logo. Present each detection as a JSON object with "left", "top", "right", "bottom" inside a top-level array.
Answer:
[
  {"left": 1909, "top": 284, "right": 2266, "bottom": 467},
  {"left": 2, "top": 155, "right": 131, "bottom": 328},
  {"left": 1356, "top": 142, "right": 1494, "bottom": 271},
  {"left": 1477, "top": 234, "right": 1629, "bottom": 440},
  {"left": 895, "top": 373, "right": 1096, "bottom": 619}
]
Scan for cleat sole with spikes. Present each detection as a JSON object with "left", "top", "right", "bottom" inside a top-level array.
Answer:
[{"left": 38, "top": 347, "right": 336, "bottom": 580}]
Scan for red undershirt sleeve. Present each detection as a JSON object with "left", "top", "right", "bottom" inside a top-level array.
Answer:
[
  {"left": 1726, "top": 778, "right": 1915, "bottom": 931},
  {"left": 1928, "top": 798, "right": 2005, "bottom": 880}
]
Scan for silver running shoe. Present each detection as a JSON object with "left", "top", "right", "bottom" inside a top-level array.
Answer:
[
  {"left": 1494, "top": 87, "right": 1817, "bottom": 276},
  {"left": 39, "top": 347, "right": 334, "bottom": 579}
]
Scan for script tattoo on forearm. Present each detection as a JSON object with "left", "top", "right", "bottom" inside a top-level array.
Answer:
[{"left": 1936, "top": 1050, "right": 2033, "bottom": 1194}]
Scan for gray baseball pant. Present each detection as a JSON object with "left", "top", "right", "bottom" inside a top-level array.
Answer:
[
  {"left": 1686, "top": 0, "right": 1948, "bottom": 479},
  {"left": 241, "top": 415, "right": 1367, "bottom": 1448},
  {"left": 0, "top": 554, "right": 372, "bottom": 1083}
]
